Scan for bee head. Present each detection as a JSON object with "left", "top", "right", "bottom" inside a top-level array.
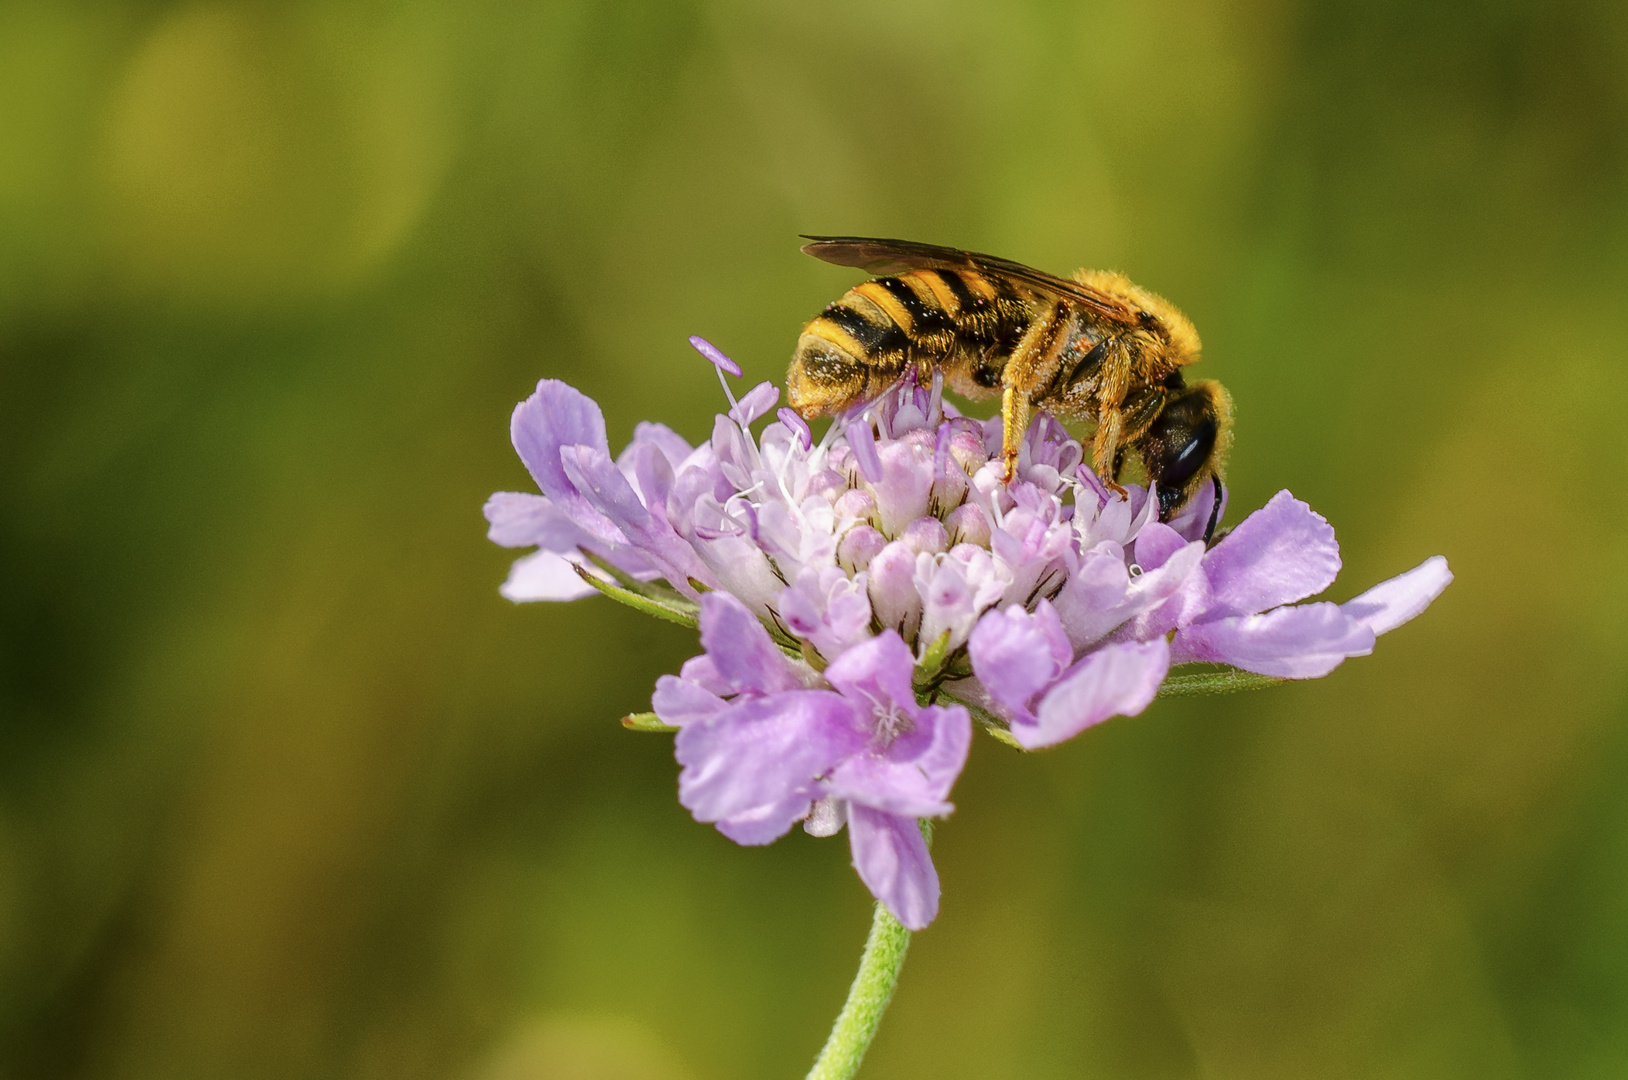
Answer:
[{"left": 1140, "top": 379, "right": 1234, "bottom": 528}]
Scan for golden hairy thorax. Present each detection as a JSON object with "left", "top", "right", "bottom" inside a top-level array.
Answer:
[{"left": 787, "top": 237, "right": 1232, "bottom": 532}]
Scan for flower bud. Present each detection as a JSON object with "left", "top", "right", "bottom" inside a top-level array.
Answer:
[
  {"left": 899, "top": 516, "right": 949, "bottom": 555},
  {"left": 867, "top": 541, "right": 923, "bottom": 640},
  {"left": 838, "top": 524, "right": 887, "bottom": 573},
  {"left": 834, "top": 487, "right": 877, "bottom": 522},
  {"left": 942, "top": 503, "right": 991, "bottom": 548}
]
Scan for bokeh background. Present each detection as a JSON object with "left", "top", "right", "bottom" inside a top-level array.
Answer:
[{"left": 3, "top": 0, "right": 1627, "bottom": 1077}]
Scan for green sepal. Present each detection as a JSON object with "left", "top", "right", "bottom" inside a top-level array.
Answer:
[
  {"left": 933, "top": 686, "right": 1026, "bottom": 750},
  {"left": 579, "top": 551, "right": 703, "bottom": 612},
  {"left": 571, "top": 565, "right": 701, "bottom": 628},
  {"left": 913, "top": 630, "right": 953, "bottom": 686},
  {"left": 1157, "top": 666, "right": 1288, "bottom": 697},
  {"left": 621, "top": 712, "right": 679, "bottom": 733},
  {"left": 579, "top": 549, "right": 647, "bottom": 591},
  {"left": 980, "top": 722, "right": 1025, "bottom": 750}
]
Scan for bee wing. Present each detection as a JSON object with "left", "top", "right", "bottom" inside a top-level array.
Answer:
[{"left": 799, "top": 235, "right": 1141, "bottom": 326}]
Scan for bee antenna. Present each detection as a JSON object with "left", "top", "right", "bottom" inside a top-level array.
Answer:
[{"left": 1202, "top": 476, "right": 1223, "bottom": 546}]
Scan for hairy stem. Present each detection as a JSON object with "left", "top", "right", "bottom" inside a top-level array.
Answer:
[{"left": 805, "top": 899, "right": 912, "bottom": 1080}]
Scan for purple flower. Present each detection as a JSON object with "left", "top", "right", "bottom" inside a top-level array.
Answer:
[
  {"left": 662, "top": 594, "right": 970, "bottom": 929},
  {"left": 486, "top": 340, "right": 1452, "bottom": 928}
]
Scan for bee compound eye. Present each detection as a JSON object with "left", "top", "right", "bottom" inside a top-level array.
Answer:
[{"left": 1158, "top": 416, "right": 1218, "bottom": 489}]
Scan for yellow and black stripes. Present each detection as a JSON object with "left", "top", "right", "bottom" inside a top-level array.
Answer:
[{"left": 788, "top": 269, "right": 1037, "bottom": 414}]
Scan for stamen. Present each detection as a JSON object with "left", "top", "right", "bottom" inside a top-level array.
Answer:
[
  {"left": 778, "top": 407, "right": 813, "bottom": 451},
  {"left": 847, "top": 419, "right": 883, "bottom": 484},
  {"left": 689, "top": 335, "right": 741, "bottom": 377}
]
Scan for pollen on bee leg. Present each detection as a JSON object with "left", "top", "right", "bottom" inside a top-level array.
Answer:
[{"left": 998, "top": 385, "right": 1033, "bottom": 484}]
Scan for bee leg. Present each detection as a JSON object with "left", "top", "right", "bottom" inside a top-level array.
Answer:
[
  {"left": 1203, "top": 475, "right": 1224, "bottom": 545},
  {"left": 999, "top": 300, "right": 1072, "bottom": 482},
  {"left": 1089, "top": 356, "right": 1165, "bottom": 498},
  {"left": 1091, "top": 411, "right": 1128, "bottom": 496},
  {"left": 1000, "top": 386, "right": 1032, "bottom": 482},
  {"left": 1101, "top": 385, "right": 1168, "bottom": 494}
]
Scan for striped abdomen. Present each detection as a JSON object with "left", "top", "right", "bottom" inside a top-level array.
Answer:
[{"left": 788, "top": 269, "right": 1035, "bottom": 417}]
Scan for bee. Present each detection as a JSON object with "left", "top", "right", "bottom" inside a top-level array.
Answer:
[{"left": 787, "top": 236, "right": 1234, "bottom": 539}]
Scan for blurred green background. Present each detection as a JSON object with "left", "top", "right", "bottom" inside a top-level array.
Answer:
[{"left": 2, "top": 0, "right": 1627, "bottom": 1077}]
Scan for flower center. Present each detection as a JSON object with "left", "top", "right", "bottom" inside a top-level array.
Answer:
[{"left": 869, "top": 700, "right": 913, "bottom": 748}]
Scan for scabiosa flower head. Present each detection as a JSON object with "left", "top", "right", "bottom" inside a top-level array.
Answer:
[{"left": 485, "top": 338, "right": 1453, "bottom": 927}]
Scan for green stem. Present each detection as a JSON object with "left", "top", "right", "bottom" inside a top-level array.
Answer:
[{"left": 805, "top": 899, "right": 912, "bottom": 1080}]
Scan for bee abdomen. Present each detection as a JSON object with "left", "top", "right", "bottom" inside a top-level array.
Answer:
[
  {"left": 789, "top": 297, "right": 900, "bottom": 414},
  {"left": 789, "top": 269, "right": 1032, "bottom": 416},
  {"left": 818, "top": 298, "right": 909, "bottom": 357}
]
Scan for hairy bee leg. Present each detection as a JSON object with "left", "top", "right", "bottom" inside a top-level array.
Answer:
[
  {"left": 1096, "top": 386, "right": 1167, "bottom": 495},
  {"left": 1086, "top": 333, "right": 1149, "bottom": 492},
  {"left": 1091, "top": 410, "right": 1123, "bottom": 486},
  {"left": 999, "top": 299, "right": 1072, "bottom": 482},
  {"left": 1000, "top": 386, "right": 1031, "bottom": 482}
]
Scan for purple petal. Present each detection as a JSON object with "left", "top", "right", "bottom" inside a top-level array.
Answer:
[
  {"left": 1015, "top": 638, "right": 1171, "bottom": 749},
  {"left": 689, "top": 335, "right": 741, "bottom": 376},
  {"left": 1057, "top": 539, "right": 1204, "bottom": 647},
  {"left": 651, "top": 674, "right": 728, "bottom": 727},
  {"left": 847, "top": 420, "right": 883, "bottom": 483},
  {"left": 508, "top": 384, "right": 624, "bottom": 545},
  {"left": 498, "top": 549, "right": 599, "bottom": 602},
  {"left": 1341, "top": 555, "right": 1452, "bottom": 636},
  {"left": 675, "top": 691, "right": 864, "bottom": 843},
  {"left": 967, "top": 602, "right": 1073, "bottom": 715},
  {"left": 686, "top": 529, "right": 784, "bottom": 618},
  {"left": 666, "top": 461, "right": 722, "bottom": 533},
  {"left": 1131, "top": 521, "right": 1188, "bottom": 571},
  {"left": 778, "top": 566, "right": 874, "bottom": 662},
  {"left": 1174, "top": 602, "right": 1375, "bottom": 679},
  {"left": 822, "top": 630, "right": 920, "bottom": 719},
  {"left": 678, "top": 654, "right": 733, "bottom": 695},
  {"left": 1165, "top": 482, "right": 1228, "bottom": 543},
  {"left": 915, "top": 544, "right": 1005, "bottom": 652},
  {"left": 699, "top": 592, "right": 807, "bottom": 695},
  {"left": 484, "top": 492, "right": 570, "bottom": 549},
  {"left": 624, "top": 439, "right": 677, "bottom": 519},
  {"left": 826, "top": 703, "right": 970, "bottom": 817},
  {"left": 731, "top": 381, "right": 780, "bottom": 426},
  {"left": 560, "top": 444, "right": 710, "bottom": 593},
  {"left": 1200, "top": 491, "right": 1341, "bottom": 619},
  {"left": 710, "top": 413, "right": 756, "bottom": 490},
  {"left": 778, "top": 407, "right": 813, "bottom": 450},
  {"left": 848, "top": 807, "right": 939, "bottom": 930},
  {"left": 626, "top": 421, "right": 694, "bottom": 471},
  {"left": 716, "top": 793, "right": 826, "bottom": 846},
  {"left": 560, "top": 444, "right": 652, "bottom": 531}
]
